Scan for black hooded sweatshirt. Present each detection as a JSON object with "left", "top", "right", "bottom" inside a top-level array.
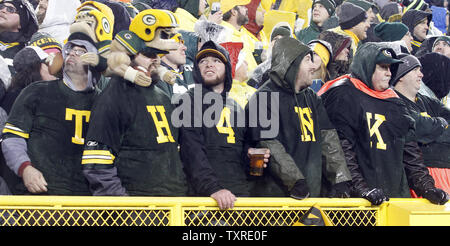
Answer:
[
  {"left": 246, "top": 37, "right": 351, "bottom": 197},
  {"left": 318, "top": 42, "right": 436, "bottom": 198},
  {"left": 179, "top": 41, "right": 250, "bottom": 197}
]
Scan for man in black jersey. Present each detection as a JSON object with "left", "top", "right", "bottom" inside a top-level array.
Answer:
[
  {"left": 1, "top": 32, "right": 99, "bottom": 195},
  {"left": 81, "top": 9, "right": 188, "bottom": 196},
  {"left": 246, "top": 37, "right": 352, "bottom": 200},
  {"left": 318, "top": 42, "right": 448, "bottom": 205},
  {"left": 178, "top": 41, "right": 270, "bottom": 210},
  {"left": 392, "top": 53, "right": 450, "bottom": 202}
]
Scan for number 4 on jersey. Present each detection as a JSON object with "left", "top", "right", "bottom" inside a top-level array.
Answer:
[{"left": 216, "top": 107, "right": 235, "bottom": 144}]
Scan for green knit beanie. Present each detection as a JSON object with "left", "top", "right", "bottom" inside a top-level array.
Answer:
[{"left": 374, "top": 22, "right": 409, "bottom": 41}]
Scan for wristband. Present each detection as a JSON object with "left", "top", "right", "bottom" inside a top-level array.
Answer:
[
  {"left": 18, "top": 161, "right": 32, "bottom": 177},
  {"left": 124, "top": 66, "right": 138, "bottom": 82}
]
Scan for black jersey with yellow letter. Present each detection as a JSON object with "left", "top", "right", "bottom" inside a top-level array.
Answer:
[
  {"left": 247, "top": 82, "right": 336, "bottom": 197},
  {"left": 319, "top": 76, "right": 416, "bottom": 197},
  {"left": 2, "top": 79, "right": 97, "bottom": 195},
  {"left": 82, "top": 77, "right": 188, "bottom": 196},
  {"left": 179, "top": 84, "right": 250, "bottom": 197}
]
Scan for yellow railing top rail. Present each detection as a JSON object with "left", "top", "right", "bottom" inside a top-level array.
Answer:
[{"left": 0, "top": 195, "right": 434, "bottom": 208}]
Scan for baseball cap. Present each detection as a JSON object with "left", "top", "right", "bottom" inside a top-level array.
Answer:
[
  {"left": 375, "top": 48, "right": 402, "bottom": 65},
  {"left": 196, "top": 40, "right": 228, "bottom": 64}
]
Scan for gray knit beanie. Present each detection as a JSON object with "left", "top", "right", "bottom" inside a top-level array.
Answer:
[{"left": 338, "top": 2, "right": 368, "bottom": 30}]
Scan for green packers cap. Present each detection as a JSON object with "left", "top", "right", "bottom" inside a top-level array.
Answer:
[
  {"left": 115, "top": 30, "right": 168, "bottom": 56},
  {"left": 375, "top": 48, "right": 402, "bottom": 65}
]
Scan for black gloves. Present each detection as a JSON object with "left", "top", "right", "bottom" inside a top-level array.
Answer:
[
  {"left": 290, "top": 179, "right": 310, "bottom": 200},
  {"left": 422, "top": 188, "right": 449, "bottom": 205},
  {"left": 361, "top": 188, "right": 389, "bottom": 205},
  {"left": 329, "top": 182, "right": 351, "bottom": 198}
]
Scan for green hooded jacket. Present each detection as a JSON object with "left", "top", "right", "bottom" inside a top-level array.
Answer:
[{"left": 247, "top": 37, "right": 351, "bottom": 197}]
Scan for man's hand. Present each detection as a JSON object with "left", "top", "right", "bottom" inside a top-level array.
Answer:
[
  {"left": 247, "top": 148, "right": 270, "bottom": 168},
  {"left": 210, "top": 189, "right": 236, "bottom": 210},
  {"left": 361, "top": 188, "right": 389, "bottom": 205},
  {"left": 22, "top": 165, "right": 48, "bottom": 194},
  {"left": 208, "top": 10, "right": 223, "bottom": 24},
  {"left": 234, "top": 61, "right": 248, "bottom": 82},
  {"left": 423, "top": 188, "right": 449, "bottom": 205}
]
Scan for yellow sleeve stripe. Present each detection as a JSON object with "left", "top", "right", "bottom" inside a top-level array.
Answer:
[
  {"left": 82, "top": 150, "right": 115, "bottom": 165},
  {"left": 81, "top": 159, "right": 114, "bottom": 165},
  {"left": 2, "top": 124, "right": 29, "bottom": 139},
  {"left": 83, "top": 150, "right": 115, "bottom": 157}
]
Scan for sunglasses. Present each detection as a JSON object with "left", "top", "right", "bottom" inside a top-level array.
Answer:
[
  {"left": 0, "top": 4, "right": 18, "bottom": 14},
  {"left": 64, "top": 46, "right": 87, "bottom": 57}
]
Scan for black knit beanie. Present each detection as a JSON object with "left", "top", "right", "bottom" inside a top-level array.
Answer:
[{"left": 313, "top": 0, "right": 336, "bottom": 16}]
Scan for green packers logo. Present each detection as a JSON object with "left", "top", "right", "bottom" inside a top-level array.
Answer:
[
  {"left": 142, "top": 14, "right": 156, "bottom": 26},
  {"left": 102, "top": 17, "right": 111, "bottom": 34}
]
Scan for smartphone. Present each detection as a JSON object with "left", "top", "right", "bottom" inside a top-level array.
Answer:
[{"left": 211, "top": 2, "right": 221, "bottom": 14}]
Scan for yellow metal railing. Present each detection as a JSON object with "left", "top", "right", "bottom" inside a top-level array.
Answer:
[{"left": 0, "top": 196, "right": 447, "bottom": 226}]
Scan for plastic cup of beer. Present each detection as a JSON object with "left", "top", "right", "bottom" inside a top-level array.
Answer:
[{"left": 249, "top": 148, "right": 267, "bottom": 176}]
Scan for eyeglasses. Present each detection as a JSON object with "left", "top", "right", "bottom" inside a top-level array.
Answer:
[
  {"left": 64, "top": 46, "right": 87, "bottom": 57},
  {"left": 0, "top": 3, "right": 18, "bottom": 14}
]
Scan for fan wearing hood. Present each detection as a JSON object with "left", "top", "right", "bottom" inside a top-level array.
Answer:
[
  {"left": 318, "top": 42, "right": 445, "bottom": 205},
  {"left": 178, "top": 41, "right": 267, "bottom": 210},
  {"left": 1, "top": 32, "right": 99, "bottom": 195},
  {"left": 318, "top": 30, "right": 352, "bottom": 81},
  {"left": 246, "top": 37, "right": 352, "bottom": 199},
  {"left": 247, "top": 22, "right": 293, "bottom": 89},
  {"left": 0, "top": 0, "right": 38, "bottom": 100},
  {"left": 401, "top": 9, "right": 432, "bottom": 55},
  {"left": 417, "top": 52, "right": 450, "bottom": 109}
]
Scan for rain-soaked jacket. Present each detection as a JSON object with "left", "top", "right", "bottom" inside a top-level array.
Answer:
[
  {"left": 246, "top": 37, "right": 351, "bottom": 197},
  {"left": 318, "top": 42, "right": 436, "bottom": 198}
]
